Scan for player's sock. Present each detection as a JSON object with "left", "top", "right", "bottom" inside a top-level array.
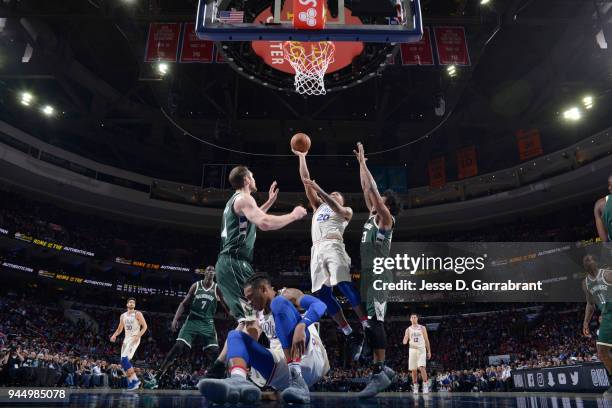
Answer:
[
  {"left": 341, "top": 323, "right": 353, "bottom": 336},
  {"left": 129, "top": 373, "right": 138, "bottom": 381},
  {"left": 360, "top": 316, "right": 371, "bottom": 329},
  {"left": 230, "top": 365, "right": 248, "bottom": 379},
  {"left": 288, "top": 359, "right": 303, "bottom": 376}
]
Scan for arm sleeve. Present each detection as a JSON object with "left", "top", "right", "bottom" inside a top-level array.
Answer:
[{"left": 299, "top": 295, "right": 327, "bottom": 327}]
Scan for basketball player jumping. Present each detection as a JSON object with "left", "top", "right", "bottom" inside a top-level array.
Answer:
[
  {"left": 207, "top": 166, "right": 308, "bottom": 378},
  {"left": 353, "top": 142, "right": 401, "bottom": 397},
  {"left": 293, "top": 149, "right": 368, "bottom": 359},
  {"left": 403, "top": 314, "right": 431, "bottom": 394},
  {"left": 198, "top": 274, "right": 329, "bottom": 404},
  {"left": 594, "top": 174, "right": 612, "bottom": 242},
  {"left": 582, "top": 254, "right": 612, "bottom": 395},
  {"left": 155, "top": 265, "right": 222, "bottom": 385},
  {"left": 110, "top": 297, "right": 148, "bottom": 391}
]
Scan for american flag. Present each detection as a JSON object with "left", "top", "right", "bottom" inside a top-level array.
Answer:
[{"left": 217, "top": 10, "right": 244, "bottom": 23}]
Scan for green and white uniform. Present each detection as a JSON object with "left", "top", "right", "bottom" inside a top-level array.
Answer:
[
  {"left": 585, "top": 268, "right": 612, "bottom": 346},
  {"left": 602, "top": 195, "right": 612, "bottom": 241},
  {"left": 215, "top": 192, "right": 256, "bottom": 322},
  {"left": 360, "top": 215, "right": 394, "bottom": 321},
  {"left": 177, "top": 280, "right": 218, "bottom": 349}
]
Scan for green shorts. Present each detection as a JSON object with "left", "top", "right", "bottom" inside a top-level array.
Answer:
[
  {"left": 598, "top": 309, "right": 612, "bottom": 347},
  {"left": 215, "top": 254, "right": 255, "bottom": 322},
  {"left": 360, "top": 268, "right": 391, "bottom": 321},
  {"left": 177, "top": 316, "right": 218, "bottom": 349}
]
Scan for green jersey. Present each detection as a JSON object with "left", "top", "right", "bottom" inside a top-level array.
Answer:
[
  {"left": 189, "top": 280, "right": 217, "bottom": 320},
  {"left": 219, "top": 192, "right": 256, "bottom": 262},
  {"left": 585, "top": 268, "right": 612, "bottom": 312},
  {"left": 603, "top": 195, "right": 612, "bottom": 241},
  {"left": 360, "top": 215, "right": 394, "bottom": 269}
]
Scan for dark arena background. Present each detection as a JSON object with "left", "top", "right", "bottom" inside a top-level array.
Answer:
[{"left": 1, "top": 0, "right": 612, "bottom": 407}]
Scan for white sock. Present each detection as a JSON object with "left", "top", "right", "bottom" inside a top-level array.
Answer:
[
  {"left": 230, "top": 366, "right": 247, "bottom": 379},
  {"left": 341, "top": 325, "right": 353, "bottom": 336},
  {"left": 129, "top": 373, "right": 137, "bottom": 381},
  {"left": 288, "top": 361, "right": 302, "bottom": 375},
  {"left": 360, "top": 319, "right": 370, "bottom": 329}
]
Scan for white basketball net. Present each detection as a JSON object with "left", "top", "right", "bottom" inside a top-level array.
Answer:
[{"left": 283, "top": 41, "right": 336, "bottom": 96}]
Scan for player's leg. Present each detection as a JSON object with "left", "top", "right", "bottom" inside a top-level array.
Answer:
[
  {"left": 121, "top": 338, "right": 141, "bottom": 390},
  {"left": 156, "top": 340, "right": 189, "bottom": 384},
  {"left": 315, "top": 285, "right": 363, "bottom": 361},
  {"left": 409, "top": 349, "right": 419, "bottom": 393},
  {"left": 208, "top": 256, "right": 255, "bottom": 376},
  {"left": 419, "top": 363, "right": 429, "bottom": 393},
  {"left": 270, "top": 294, "right": 322, "bottom": 404},
  {"left": 597, "top": 310, "right": 612, "bottom": 394},
  {"left": 198, "top": 330, "right": 270, "bottom": 404},
  {"left": 327, "top": 244, "right": 369, "bottom": 326}
]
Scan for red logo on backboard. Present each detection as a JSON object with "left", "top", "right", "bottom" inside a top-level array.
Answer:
[{"left": 293, "top": 0, "right": 326, "bottom": 30}]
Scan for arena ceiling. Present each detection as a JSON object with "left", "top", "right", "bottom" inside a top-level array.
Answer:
[{"left": 0, "top": 0, "right": 611, "bottom": 189}]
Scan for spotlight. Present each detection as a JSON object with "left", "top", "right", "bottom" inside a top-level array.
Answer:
[
  {"left": 562, "top": 107, "right": 581, "bottom": 121},
  {"left": 480, "top": 0, "right": 490, "bottom": 4},
  {"left": 20, "top": 92, "right": 33, "bottom": 106},
  {"left": 157, "top": 62, "right": 169, "bottom": 76},
  {"left": 41, "top": 105, "right": 55, "bottom": 116},
  {"left": 447, "top": 65, "right": 457, "bottom": 77},
  {"left": 583, "top": 96, "right": 593, "bottom": 110}
]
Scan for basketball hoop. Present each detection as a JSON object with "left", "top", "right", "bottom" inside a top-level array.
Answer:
[{"left": 283, "top": 41, "right": 336, "bottom": 96}]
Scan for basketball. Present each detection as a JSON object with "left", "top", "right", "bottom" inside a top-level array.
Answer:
[{"left": 291, "top": 133, "right": 311, "bottom": 153}]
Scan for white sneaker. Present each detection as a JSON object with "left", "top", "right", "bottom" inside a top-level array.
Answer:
[
  {"left": 423, "top": 383, "right": 429, "bottom": 394},
  {"left": 412, "top": 384, "right": 418, "bottom": 394}
]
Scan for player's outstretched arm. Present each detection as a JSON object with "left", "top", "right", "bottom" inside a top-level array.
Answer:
[
  {"left": 260, "top": 181, "right": 279, "bottom": 213},
  {"left": 354, "top": 142, "right": 393, "bottom": 228},
  {"left": 136, "top": 311, "right": 148, "bottom": 338},
  {"left": 302, "top": 178, "right": 353, "bottom": 221},
  {"left": 293, "top": 150, "right": 323, "bottom": 211},
  {"left": 582, "top": 280, "right": 595, "bottom": 337},
  {"left": 172, "top": 283, "right": 197, "bottom": 332},
  {"left": 595, "top": 199, "right": 609, "bottom": 242},
  {"left": 110, "top": 318, "right": 124, "bottom": 342},
  {"left": 235, "top": 192, "right": 306, "bottom": 231}
]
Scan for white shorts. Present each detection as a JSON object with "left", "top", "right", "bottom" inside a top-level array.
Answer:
[
  {"left": 409, "top": 348, "right": 426, "bottom": 371},
  {"left": 121, "top": 336, "right": 141, "bottom": 360},
  {"left": 310, "top": 240, "right": 351, "bottom": 293},
  {"left": 251, "top": 333, "right": 329, "bottom": 391}
]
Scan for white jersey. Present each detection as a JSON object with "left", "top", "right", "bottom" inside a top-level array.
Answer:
[
  {"left": 408, "top": 325, "right": 426, "bottom": 350},
  {"left": 311, "top": 204, "right": 348, "bottom": 243},
  {"left": 258, "top": 310, "right": 282, "bottom": 351},
  {"left": 121, "top": 311, "right": 141, "bottom": 339}
]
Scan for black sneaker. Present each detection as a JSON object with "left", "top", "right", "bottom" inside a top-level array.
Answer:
[
  {"left": 346, "top": 331, "right": 365, "bottom": 361},
  {"left": 204, "top": 359, "right": 227, "bottom": 379}
]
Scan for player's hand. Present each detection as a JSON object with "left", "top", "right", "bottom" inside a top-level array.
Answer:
[
  {"left": 267, "top": 181, "right": 279, "bottom": 204},
  {"left": 427, "top": 351, "right": 432, "bottom": 360},
  {"left": 291, "top": 206, "right": 307, "bottom": 221},
  {"left": 353, "top": 142, "right": 367, "bottom": 164},
  {"left": 171, "top": 320, "right": 180, "bottom": 332},
  {"left": 110, "top": 335, "right": 117, "bottom": 343},
  {"left": 292, "top": 149, "right": 307, "bottom": 157},
  {"left": 582, "top": 324, "right": 591, "bottom": 338},
  {"left": 291, "top": 323, "right": 307, "bottom": 360}
]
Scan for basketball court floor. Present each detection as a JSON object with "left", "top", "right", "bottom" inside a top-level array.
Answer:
[{"left": 2, "top": 389, "right": 609, "bottom": 408}]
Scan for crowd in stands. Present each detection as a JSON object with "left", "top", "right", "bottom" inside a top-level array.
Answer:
[{"left": 0, "top": 288, "right": 599, "bottom": 392}]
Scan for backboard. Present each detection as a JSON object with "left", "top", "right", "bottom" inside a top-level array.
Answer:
[{"left": 196, "top": 0, "right": 423, "bottom": 43}]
